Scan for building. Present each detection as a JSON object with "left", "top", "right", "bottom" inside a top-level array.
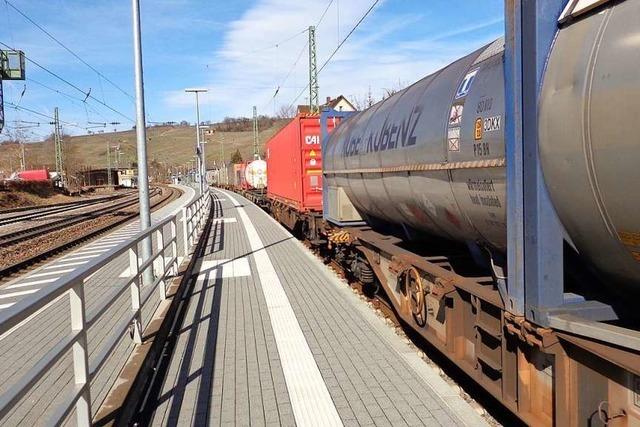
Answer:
[
  {"left": 76, "top": 167, "right": 137, "bottom": 188},
  {"left": 297, "top": 95, "right": 356, "bottom": 114},
  {"left": 117, "top": 168, "right": 137, "bottom": 188}
]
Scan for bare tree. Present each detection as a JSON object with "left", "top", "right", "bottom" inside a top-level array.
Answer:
[
  {"left": 381, "top": 79, "right": 409, "bottom": 101},
  {"left": 366, "top": 86, "right": 376, "bottom": 108},
  {"left": 348, "top": 87, "right": 376, "bottom": 111},
  {"left": 276, "top": 104, "right": 296, "bottom": 119},
  {"left": 348, "top": 94, "right": 366, "bottom": 111}
]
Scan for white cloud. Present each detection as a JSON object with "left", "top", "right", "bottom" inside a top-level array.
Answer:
[{"left": 164, "top": 0, "right": 502, "bottom": 119}]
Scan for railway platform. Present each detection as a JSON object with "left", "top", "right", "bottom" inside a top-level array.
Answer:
[
  {"left": 0, "top": 184, "right": 201, "bottom": 425},
  {"left": 131, "top": 189, "right": 488, "bottom": 426}
]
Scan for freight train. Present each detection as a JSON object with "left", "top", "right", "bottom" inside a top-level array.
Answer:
[
  {"left": 217, "top": 159, "right": 268, "bottom": 190},
  {"left": 218, "top": 1, "right": 640, "bottom": 425}
]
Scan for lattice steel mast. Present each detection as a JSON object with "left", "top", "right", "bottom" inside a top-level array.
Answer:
[
  {"left": 52, "top": 107, "right": 66, "bottom": 187},
  {"left": 252, "top": 105, "right": 259, "bottom": 159},
  {"left": 308, "top": 26, "right": 319, "bottom": 114}
]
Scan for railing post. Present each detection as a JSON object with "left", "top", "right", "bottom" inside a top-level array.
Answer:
[
  {"left": 196, "top": 201, "right": 201, "bottom": 230},
  {"left": 155, "top": 228, "right": 166, "bottom": 300},
  {"left": 170, "top": 217, "right": 179, "bottom": 275},
  {"left": 188, "top": 206, "right": 194, "bottom": 247},
  {"left": 70, "top": 281, "right": 91, "bottom": 427},
  {"left": 129, "top": 247, "right": 142, "bottom": 344},
  {"left": 181, "top": 206, "right": 189, "bottom": 257}
]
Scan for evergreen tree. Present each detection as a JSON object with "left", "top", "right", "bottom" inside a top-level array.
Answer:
[{"left": 230, "top": 149, "right": 243, "bottom": 163}]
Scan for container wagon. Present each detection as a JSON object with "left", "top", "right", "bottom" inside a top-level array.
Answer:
[{"left": 265, "top": 113, "right": 339, "bottom": 238}]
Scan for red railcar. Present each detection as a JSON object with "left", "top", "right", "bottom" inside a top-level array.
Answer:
[
  {"left": 266, "top": 114, "right": 336, "bottom": 212},
  {"left": 17, "top": 169, "right": 50, "bottom": 182}
]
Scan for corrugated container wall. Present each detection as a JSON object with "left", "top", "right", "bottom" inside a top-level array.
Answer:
[{"left": 266, "top": 115, "right": 336, "bottom": 212}]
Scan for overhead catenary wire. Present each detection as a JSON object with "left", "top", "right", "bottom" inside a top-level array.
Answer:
[
  {"left": 287, "top": 0, "right": 380, "bottom": 110},
  {"left": 4, "top": 101, "right": 84, "bottom": 129},
  {"left": 316, "top": 0, "right": 335, "bottom": 28},
  {"left": 262, "top": 40, "right": 309, "bottom": 111},
  {"left": 3, "top": 0, "right": 135, "bottom": 102},
  {"left": 26, "top": 78, "right": 109, "bottom": 121},
  {"left": 0, "top": 40, "right": 135, "bottom": 123},
  {"left": 262, "top": 0, "right": 335, "bottom": 111},
  {"left": 226, "top": 27, "right": 308, "bottom": 60}
]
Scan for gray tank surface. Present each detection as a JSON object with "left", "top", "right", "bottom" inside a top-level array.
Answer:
[
  {"left": 539, "top": 0, "right": 640, "bottom": 288},
  {"left": 324, "top": 0, "right": 640, "bottom": 289},
  {"left": 325, "top": 38, "right": 507, "bottom": 250}
]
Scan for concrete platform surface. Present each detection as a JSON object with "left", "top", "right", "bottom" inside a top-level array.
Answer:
[{"left": 142, "top": 189, "right": 487, "bottom": 427}]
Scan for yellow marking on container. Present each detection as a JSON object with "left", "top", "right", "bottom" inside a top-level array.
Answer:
[
  {"left": 474, "top": 117, "right": 483, "bottom": 140},
  {"left": 306, "top": 169, "right": 322, "bottom": 175}
]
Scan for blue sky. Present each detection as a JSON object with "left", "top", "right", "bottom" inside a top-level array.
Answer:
[{"left": 0, "top": 0, "right": 504, "bottom": 140}]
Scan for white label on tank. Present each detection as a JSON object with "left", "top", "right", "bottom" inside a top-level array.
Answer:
[
  {"left": 483, "top": 115, "right": 501, "bottom": 132},
  {"left": 455, "top": 68, "right": 479, "bottom": 99},
  {"left": 448, "top": 127, "right": 461, "bottom": 152}
]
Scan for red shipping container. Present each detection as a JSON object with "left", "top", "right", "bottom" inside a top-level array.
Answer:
[
  {"left": 266, "top": 114, "right": 336, "bottom": 212},
  {"left": 17, "top": 169, "right": 49, "bottom": 181}
]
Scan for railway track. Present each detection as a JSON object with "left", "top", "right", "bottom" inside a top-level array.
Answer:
[
  {"left": 0, "top": 191, "right": 134, "bottom": 227},
  {"left": 0, "top": 192, "right": 148, "bottom": 247},
  {"left": 0, "top": 186, "right": 182, "bottom": 281}
]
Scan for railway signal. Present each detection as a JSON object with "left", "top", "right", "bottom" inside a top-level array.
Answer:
[{"left": 0, "top": 49, "right": 26, "bottom": 134}]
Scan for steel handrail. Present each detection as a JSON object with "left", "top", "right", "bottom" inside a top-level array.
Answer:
[{"left": 0, "top": 188, "right": 211, "bottom": 426}]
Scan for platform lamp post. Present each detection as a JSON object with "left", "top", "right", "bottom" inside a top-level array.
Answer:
[
  {"left": 185, "top": 88, "right": 207, "bottom": 194},
  {"left": 131, "top": 0, "right": 154, "bottom": 292},
  {"left": 190, "top": 159, "right": 196, "bottom": 183},
  {"left": 200, "top": 125, "right": 210, "bottom": 187}
]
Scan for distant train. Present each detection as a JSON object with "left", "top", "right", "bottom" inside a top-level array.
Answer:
[
  {"left": 9, "top": 169, "right": 53, "bottom": 182},
  {"left": 214, "top": 159, "right": 267, "bottom": 190},
  {"left": 219, "top": 1, "right": 640, "bottom": 424}
]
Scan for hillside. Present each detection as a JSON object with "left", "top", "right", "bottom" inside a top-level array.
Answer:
[{"left": 0, "top": 120, "right": 289, "bottom": 178}]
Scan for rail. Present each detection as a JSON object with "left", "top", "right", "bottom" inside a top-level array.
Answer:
[{"left": 0, "top": 188, "right": 211, "bottom": 426}]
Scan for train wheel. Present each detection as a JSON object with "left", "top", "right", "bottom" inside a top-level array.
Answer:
[{"left": 405, "top": 267, "right": 426, "bottom": 327}]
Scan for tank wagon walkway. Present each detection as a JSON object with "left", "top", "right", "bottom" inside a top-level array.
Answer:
[{"left": 140, "top": 189, "right": 487, "bottom": 426}]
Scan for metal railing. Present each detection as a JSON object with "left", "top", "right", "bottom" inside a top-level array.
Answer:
[{"left": 0, "top": 189, "right": 211, "bottom": 426}]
